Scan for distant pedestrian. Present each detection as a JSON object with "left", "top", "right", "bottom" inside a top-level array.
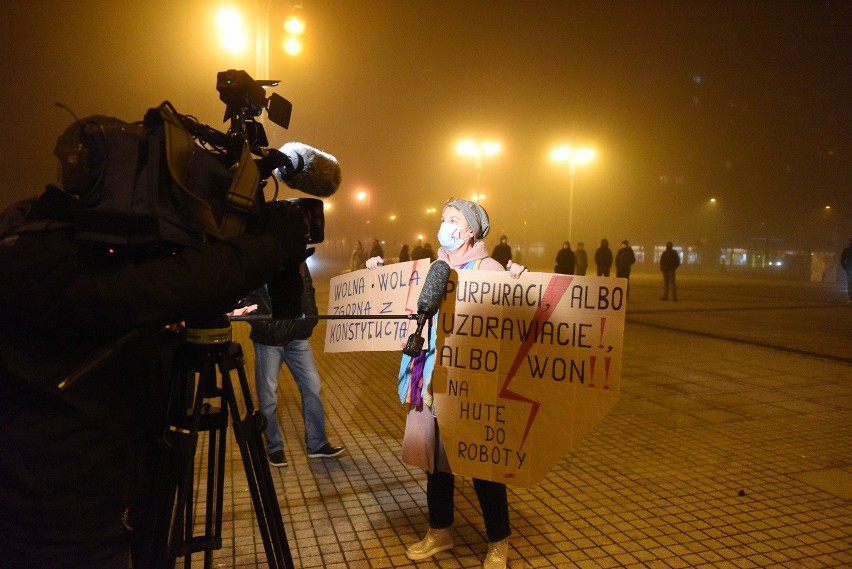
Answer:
[
  {"left": 513, "top": 247, "right": 523, "bottom": 264},
  {"left": 615, "top": 240, "right": 636, "bottom": 296},
  {"left": 659, "top": 242, "right": 681, "bottom": 301},
  {"left": 491, "top": 235, "right": 512, "bottom": 268},
  {"left": 594, "top": 239, "right": 613, "bottom": 277},
  {"left": 369, "top": 238, "right": 384, "bottom": 259},
  {"left": 423, "top": 242, "right": 436, "bottom": 262},
  {"left": 399, "top": 244, "right": 411, "bottom": 263},
  {"left": 351, "top": 241, "right": 367, "bottom": 271},
  {"left": 575, "top": 242, "right": 588, "bottom": 275},
  {"left": 841, "top": 238, "right": 852, "bottom": 302},
  {"left": 554, "top": 241, "right": 575, "bottom": 274},
  {"left": 411, "top": 240, "right": 425, "bottom": 260},
  {"left": 615, "top": 240, "right": 635, "bottom": 278}
]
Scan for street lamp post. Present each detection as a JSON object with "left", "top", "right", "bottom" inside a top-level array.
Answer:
[
  {"left": 456, "top": 139, "right": 501, "bottom": 198},
  {"left": 551, "top": 146, "right": 595, "bottom": 243},
  {"left": 255, "top": 0, "right": 272, "bottom": 81}
]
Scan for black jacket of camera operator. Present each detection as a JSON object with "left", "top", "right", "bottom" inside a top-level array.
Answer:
[
  {"left": 243, "top": 262, "right": 318, "bottom": 346},
  {"left": 0, "top": 185, "right": 308, "bottom": 566}
]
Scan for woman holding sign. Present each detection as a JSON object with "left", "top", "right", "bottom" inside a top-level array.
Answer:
[{"left": 367, "top": 198, "right": 526, "bottom": 569}]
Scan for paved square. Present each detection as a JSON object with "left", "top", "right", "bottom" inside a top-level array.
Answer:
[{"left": 187, "top": 272, "right": 851, "bottom": 568}]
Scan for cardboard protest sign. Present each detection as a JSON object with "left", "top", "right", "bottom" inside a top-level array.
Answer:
[
  {"left": 432, "top": 271, "right": 626, "bottom": 488},
  {"left": 324, "top": 260, "right": 430, "bottom": 352}
]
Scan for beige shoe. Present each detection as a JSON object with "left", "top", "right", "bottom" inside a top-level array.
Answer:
[
  {"left": 405, "top": 527, "right": 454, "bottom": 560},
  {"left": 483, "top": 538, "right": 509, "bottom": 569}
]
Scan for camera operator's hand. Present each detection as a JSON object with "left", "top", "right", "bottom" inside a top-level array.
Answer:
[
  {"left": 256, "top": 200, "right": 311, "bottom": 265},
  {"left": 255, "top": 148, "right": 290, "bottom": 180}
]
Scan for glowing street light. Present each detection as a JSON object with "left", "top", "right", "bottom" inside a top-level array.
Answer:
[
  {"left": 284, "top": 10, "right": 306, "bottom": 35},
  {"left": 283, "top": 4, "right": 305, "bottom": 56},
  {"left": 215, "top": 3, "right": 306, "bottom": 80},
  {"left": 216, "top": 7, "right": 248, "bottom": 54},
  {"left": 456, "top": 139, "right": 501, "bottom": 194},
  {"left": 551, "top": 145, "right": 595, "bottom": 243},
  {"left": 355, "top": 189, "right": 373, "bottom": 224}
]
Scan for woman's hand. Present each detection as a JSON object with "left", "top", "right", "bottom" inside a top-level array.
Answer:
[
  {"left": 365, "top": 256, "right": 384, "bottom": 270},
  {"left": 506, "top": 260, "right": 527, "bottom": 279}
]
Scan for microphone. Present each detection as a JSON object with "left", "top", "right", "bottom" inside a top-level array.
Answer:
[
  {"left": 403, "top": 260, "right": 451, "bottom": 357},
  {"left": 273, "top": 142, "right": 341, "bottom": 197}
]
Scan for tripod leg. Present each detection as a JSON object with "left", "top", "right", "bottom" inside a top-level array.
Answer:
[
  {"left": 139, "top": 422, "right": 198, "bottom": 569},
  {"left": 149, "top": 338, "right": 293, "bottom": 569},
  {"left": 138, "top": 352, "right": 230, "bottom": 569},
  {"left": 200, "top": 407, "right": 227, "bottom": 569},
  {"left": 221, "top": 343, "right": 295, "bottom": 569}
]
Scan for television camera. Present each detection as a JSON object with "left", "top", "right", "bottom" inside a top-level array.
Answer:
[
  {"left": 126, "top": 70, "right": 340, "bottom": 569},
  {"left": 54, "top": 69, "right": 338, "bottom": 258}
]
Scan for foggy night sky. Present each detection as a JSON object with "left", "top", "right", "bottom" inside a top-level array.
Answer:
[{"left": 1, "top": 0, "right": 849, "bottom": 266}]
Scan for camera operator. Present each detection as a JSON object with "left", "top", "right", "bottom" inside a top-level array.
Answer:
[{"left": 0, "top": 136, "right": 311, "bottom": 567}]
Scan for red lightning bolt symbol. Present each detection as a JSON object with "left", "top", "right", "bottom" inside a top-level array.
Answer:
[
  {"left": 403, "top": 259, "right": 425, "bottom": 314},
  {"left": 498, "top": 274, "right": 573, "bottom": 449}
]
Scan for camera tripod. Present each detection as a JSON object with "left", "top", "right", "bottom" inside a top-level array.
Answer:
[{"left": 141, "top": 317, "right": 294, "bottom": 569}]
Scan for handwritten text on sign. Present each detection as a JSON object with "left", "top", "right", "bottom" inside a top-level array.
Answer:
[
  {"left": 432, "top": 271, "right": 626, "bottom": 488},
  {"left": 325, "top": 260, "right": 431, "bottom": 352}
]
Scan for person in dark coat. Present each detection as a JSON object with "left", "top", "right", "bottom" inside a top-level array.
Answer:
[
  {"left": 615, "top": 240, "right": 637, "bottom": 296},
  {"left": 351, "top": 240, "right": 367, "bottom": 271},
  {"left": 594, "top": 239, "right": 613, "bottom": 277},
  {"left": 423, "top": 242, "right": 436, "bottom": 262},
  {"left": 574, "top": 241, "right": 588, "bottom": 275},
  {"left": 615, "top": 240, "right": 636, "bottom": 278},
  {"left": 369, "top": 238, "right": 384, "bottom": 259},
  {"left": 0, "top": 184, "right": 309, "bottom": 568},
  {"left": 841, "top": 238, "right": 852, "bottom": 302},
  {"left": 399, "top": 244, "right": 411, "bottom": 262},
  {"left": 554, "top": 241, "right": 575, "bottom": 274},
  {"left": 491, "top": 235, "right": 512, "bottom": 269},
  {"left": 659, "top": 241, "right": 681, "bottom": 301}
]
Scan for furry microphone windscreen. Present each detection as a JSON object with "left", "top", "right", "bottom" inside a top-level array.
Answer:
[
  {"left": 418, "top": 260, "right": 451, "bottom": 315},
  {"left": 276, "top": 142, "right": 341, "bottom": 198}
]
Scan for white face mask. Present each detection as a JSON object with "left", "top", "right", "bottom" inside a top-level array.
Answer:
[{"left": 437, "top": 222, "right": 466, "bottom": 250}]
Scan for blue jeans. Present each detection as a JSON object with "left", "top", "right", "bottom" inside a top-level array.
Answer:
[{"left": 253, "top": 339, "right": 327, "bottom": 454}]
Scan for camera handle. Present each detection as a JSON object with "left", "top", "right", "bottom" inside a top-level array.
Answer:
[{"left": 140, "top": 320, "right": 294, "bottom": 569}]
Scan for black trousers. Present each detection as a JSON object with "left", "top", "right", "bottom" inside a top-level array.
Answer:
[
  {"left": 662, "top": 269, "right": 678, "bottom": 299},
  {"left": 425, "top": 468, "right": 510, "bottom": 542}
]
